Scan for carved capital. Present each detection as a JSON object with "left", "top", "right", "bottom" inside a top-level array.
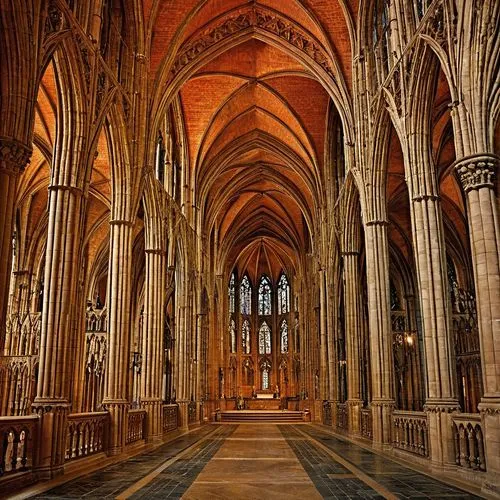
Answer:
[
  {"left": 0, "top": 138, "right": 32, "bottom": 176},
  {"left": 454, "top": 154, "right": 498, "bottom": 192}
]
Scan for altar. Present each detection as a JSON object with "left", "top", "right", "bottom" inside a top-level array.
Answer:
[{"left": 247, "top": 398, "right": 281, "bottom": 410}]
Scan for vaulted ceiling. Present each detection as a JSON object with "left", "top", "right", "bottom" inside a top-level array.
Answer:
[{"left": 146, "top": 0, "right": 356, "bottom": 283}]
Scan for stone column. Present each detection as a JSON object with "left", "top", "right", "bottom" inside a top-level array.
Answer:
[
  {"left": 318, "top": 269, "right": 329, "bottom": 401},
  {"left": 455, "top": 154, "right": 500, "bottom": 481},
  {"left": 408, "top": 192, "right": 459, "bottom": 465},
  {"left": 140, "top": 248, "right": 165, "bottom": 441},
  {"left": 364, "top": 220, "right": 395, "bottom": 445},
  {"left": 343, "top": 251, "right": 363, "bottom": 435},
  {"left": 33, "top": 182, "right": 86, "bottom": 477},
  {"left": 102, "top": 220, "right": 133, "bottom": 455},
  {"left": 0, "top": 139, "right": 31, "bottom": 352}
]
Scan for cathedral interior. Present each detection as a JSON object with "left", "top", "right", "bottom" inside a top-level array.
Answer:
[{"left": 0, "top": 0, "right": 499, "bottom": 498}]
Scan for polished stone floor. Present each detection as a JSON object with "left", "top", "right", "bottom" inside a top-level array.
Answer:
[{"left": 17, "top": 424, "right": 482, "bottom": 499}]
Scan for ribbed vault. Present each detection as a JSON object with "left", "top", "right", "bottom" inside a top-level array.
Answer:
[{"left": 153, "top": 0, "right": 351, "bottom": 280}]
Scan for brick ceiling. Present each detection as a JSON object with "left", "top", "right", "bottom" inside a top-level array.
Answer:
[{"left": 147, "top": 0, "right": 354, "bottom": 281}]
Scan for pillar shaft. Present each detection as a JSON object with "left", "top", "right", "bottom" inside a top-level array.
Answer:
[
  {"left": 33, "top": 182, "right": 85, "bottom": 476},
  {"left": 0, "top": 139, "right": 30, "bottom": 352},
  {"left": 140, "top": 248, "right": 165, "bottom": 440},
  {"left": 102, "top": 221, "right": 133, "bottom": 455},
  {"left": 319, "top": 269, "right": 329, "bottom": 400},
  {"left": 343, "top": 252, "right": 363, "bottom": 434},
  {"left": 455, "top": 154, "right": 500, "bottom": 479},
  {"left": 364, "top": 220, "right": 394, "bottom": 444},
  {"left": 410, "top": 194, "right": 456, "bottom": 402}
]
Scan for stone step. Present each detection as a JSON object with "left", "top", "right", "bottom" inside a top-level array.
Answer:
[{"left": 220, "top": 410, "right": 304, "bottom": 422}]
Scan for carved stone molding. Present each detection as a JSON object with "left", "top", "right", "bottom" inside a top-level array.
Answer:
[
  {"left": 454, "top": 154, "right": 498, "bottom": 192},
  {"left": 423, "top": 399, "right": 460, "bottom": 413},
  {"left": 171, "top": 7, "right": 335, "bottom": 80},
  {"left": 0, "top": 138, "right": 32, "bottom": 176}
]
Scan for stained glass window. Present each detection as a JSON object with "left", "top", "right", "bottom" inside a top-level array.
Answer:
[
  {"left": 229, "top": 318, "right": 236, "bottom": 353},
  {"left": 240, "top": 275, "right": 252, "bottom": 315},
  {"left": 277, "top": 274, "right": 290, "bottom": 314},
  {"left": 228, "top": 273, "right": 235, "bottom": 313},
  {"left": 280, "top": 319, "right": 288, "bottom": 353},
  {"left": 262, "top": 367, "right": 269, "bottom": 390},
  {"left": 258, "top": 275, "right": 272, "bottom": 315},
  {"left": 259, "top": 321, "right": 271, "bottom": 354},
  {"left": 242, "top": 319, "right": 251, "bottom": 354},
  {"left": 390, "top": 280, "right": 401, "bottom": 310}
]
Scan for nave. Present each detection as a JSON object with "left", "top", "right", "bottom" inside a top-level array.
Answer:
[{"left": 16, "top": 424, "right": 481, "bottom": 500}]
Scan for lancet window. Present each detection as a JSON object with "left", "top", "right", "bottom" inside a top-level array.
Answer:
[
  {"left": 277, "top": 274, "right": 290, "bottom": 314},
  {"left": 229, "top": 318, "right": 236, "bottom": 353},
  {"left": 280, "top": 319, "right": 288, "bottom": 353},
  {"left": 259, "top": 321, "right": 271, "bottom": 355},
  {"left": 258, "top": 275, "right": 272, "bottom": 315},
  {"left": 242, "top": 319, "right": 251, "bottom": 354},
  {"left": 240, "top": 275, "right": 252, "bottom": 315},
  {"left": 228, "top": 273, "right": 235, "bottom": 314}
]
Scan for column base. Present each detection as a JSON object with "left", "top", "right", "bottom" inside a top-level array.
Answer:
[
  {"left": 478, "top": 396, "right": 500, "bottom": 485},
  {"left": 424, "top": 398, "right": 460, "bottom": 467},
  {"left": 371, "top": 398, "right": 395, "bottom": 446},
  {"left": 102, "top": 399, "right": 129, "bottom": 456},
  {"left": 32, "top": 400, "right": 70, "bottom": 478},
  {"left": 177, "top": 400, "right": 189, "bottom": 430},
  {"left": 347, "top": 399, "right": 363, "bottom": 435},
  {"left": 141, "top": 398, "right": 163, "bottom": 442}
]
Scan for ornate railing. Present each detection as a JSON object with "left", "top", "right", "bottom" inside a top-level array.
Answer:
[
  {"left": 163, "top": 404, "right": 178, "bottom": 433},
  {"left": 322, "top": 401, "right": 332, "bottom": 426},
  {"left": 65, "top": 412, "right": 109, "bottom": 461},
  {"left": 452, "top": 414, "right": 486, "bottom": 471},
  {"left": 187, "top": 401, "right": 197, "bottom": 425},
  {"left": 392, "top": 411, "right": 429, "bottom": 457},
  {"left": 336, "top": 402, "right": 348, "bottom": 430},
  {"left": 0, "top": 415, "right": 38, "bottom": 476},
  {"left": 361, "top": 408, "right": 372, "bottom": 440},
  {"left": 126, "top": 409, "right": 146, "bottom": 445}
]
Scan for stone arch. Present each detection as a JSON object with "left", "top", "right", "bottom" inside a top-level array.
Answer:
[{"left": 149, "top": 5, "right": 354, "bottom": 168}]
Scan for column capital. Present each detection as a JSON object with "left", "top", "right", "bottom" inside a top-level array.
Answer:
[
  {"left": 454, "top": 153, "right": 498, "bottom": 192},
  {"left": 0, "top": 137, "right": 32, "bottom": 176}
]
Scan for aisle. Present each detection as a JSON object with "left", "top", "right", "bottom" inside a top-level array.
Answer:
[
  {"left": 182, "top": 424, "right": 321, "bottom": 499},
  {"left": 16, "top": 423, "right": 482, "bottom": 499}
]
